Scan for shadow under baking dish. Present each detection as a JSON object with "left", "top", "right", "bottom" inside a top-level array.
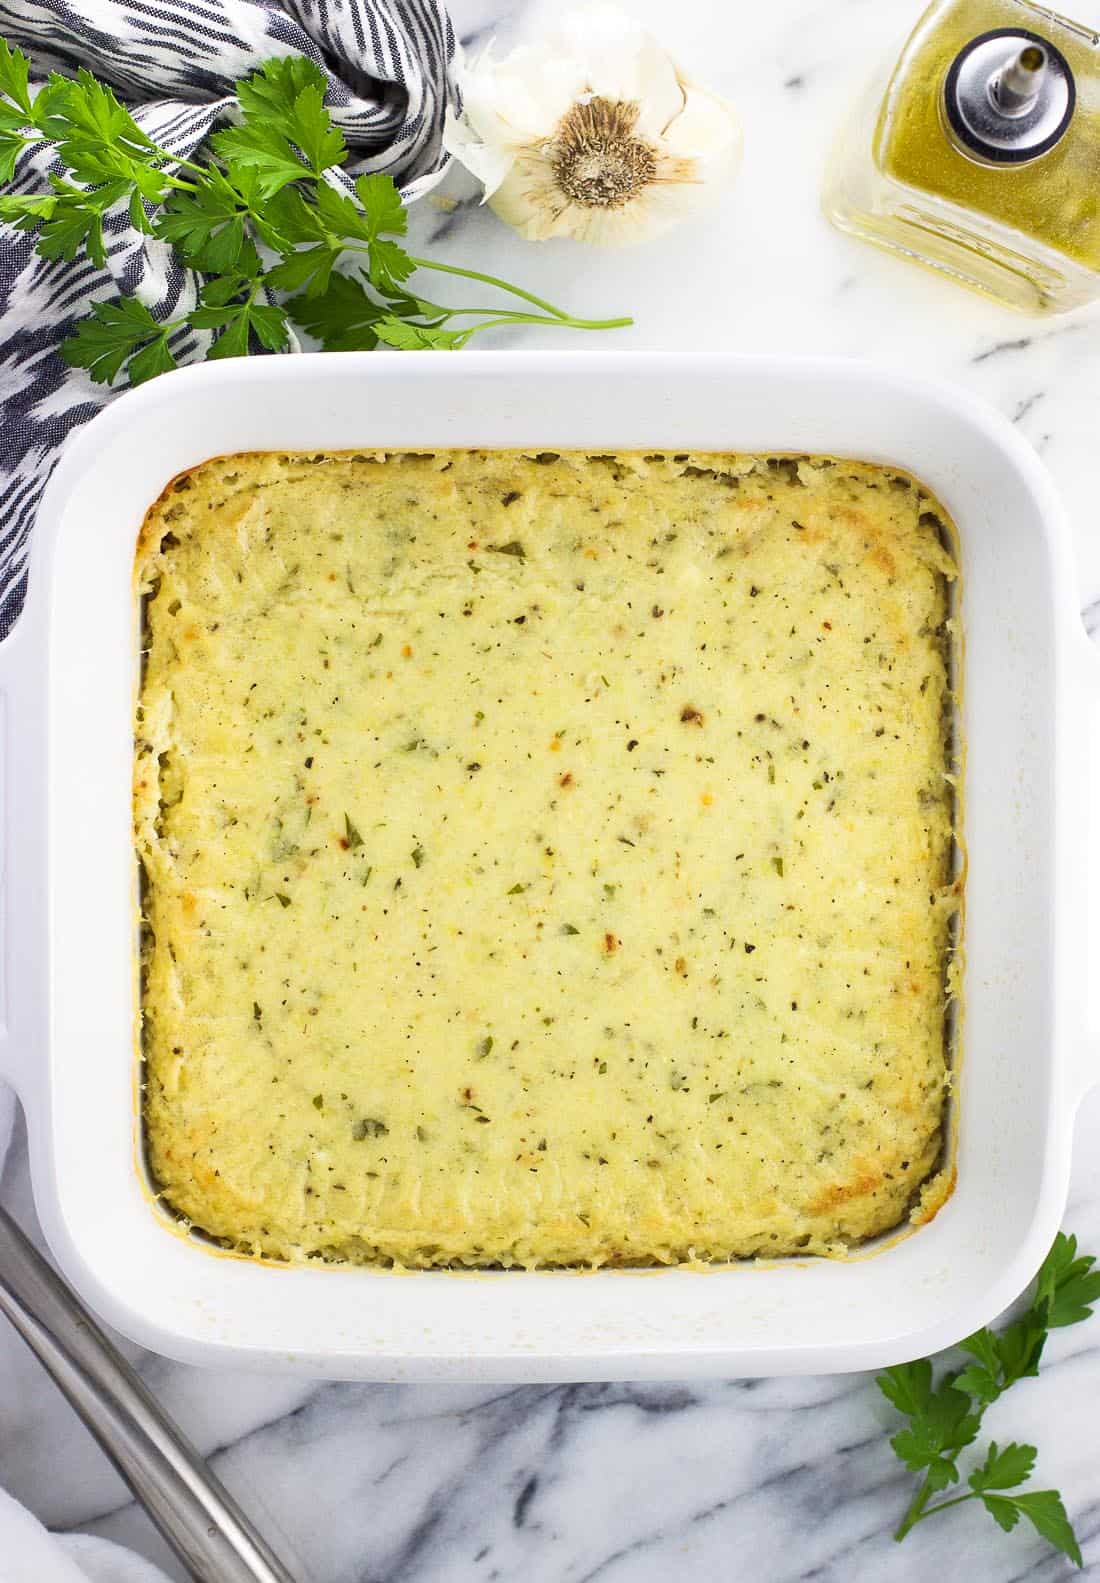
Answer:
[{"left": 132, "top": 446, "right": 965, "bottom": 1275}]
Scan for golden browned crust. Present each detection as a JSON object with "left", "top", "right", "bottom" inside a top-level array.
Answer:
[{"left": 137, "top": 450, "right": 959, "bottom": 1267}]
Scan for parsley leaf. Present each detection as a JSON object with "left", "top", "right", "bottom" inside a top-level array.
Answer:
[
  {"left": 260, "top": 179, "right": 418, "bottom": 300},
  {"left": 992, "top": 1310, "right": 1049, "bottom": 1388},
  {"left": 199, "top": 269, "right": 262, "bottom": 307},
  {"left": 952, "top": 1236, "right": 1100, "bottom": 1410},
  {"left": 61, "top": 297, "right": 177, "bottom": 385},
  {"left": 0, "top": 47, "right": 39, "bottom": 181},
  {"left": 356, "top": 172, "right": 408, "bottom": 238},
  {"left": 368, "top": 236, "right": 416, "bottom": 294},
  {"left": 285, "top": 271, "right": 389, "bottom": 351},
  {"left": 190, "top": 296, "right": 288, "bottom": 359},
  {"left": 234, "top": 301, "right": 288, "bottom": 351},
  {"left": 279, "top": 81, "right": 344, "bottom": 175},
  {"left": 314, "top": 180, "right": 378, "bottom": 244},
  {"left": 882, "top": 1232, "right": 1094, "bottom": 1566},
  {"left": 1035, "top": 1232, "right": 1100, "bottom": 1328},
  {"left": 258, "top": 186, "right": 348, "bottom": 296},
  {"left": 235, "top": 55, "right": 328, "bottom": 127},
  {"left": 0, "top": 39, "right": 33, "bottom": 117},
  {"left": 156, "top": 168, "right": 256, "bottom": 272},
  {"left": 211, "top": 120, "right": 308, "bottom": 198},
  {"left": 265, "top": 244, "right": 336, "bottom": 297},
  {"left": 216, "top": 59, "right": 344, "bottom": 195},
  {"left": 877, "top": 1360, "right": 933, "bottom": 1419},
  {"left": 998, "top": 1491, "right": 1083, "bottom": 1566},
  {"left": 888, "top": 1415, "right": 954, "bottom": 1478},
  {"left": 126, "top": 332, "right": 179, "bottom": 385},
  {"left": 232, "top": 59, "right": 345, "bottom": 179},
  {"left": 354, "top": 173, "right": 414, "bottom": 292},
  {"left": 0, "top": 94, "right": 32, "bottom": 133},
  {"left": 954, "top": 1328, "right": 1003, "bottom": 1405},
  {"left": 984, "top": 1493, "right": 1025, "bottom": 1535},
  {"left": 888, "top": 1372, "right": 979, "bottom": 1489},
  {"left": 967, "top": 1440, "right": 1037, "bottom": 1493},
  {"left": 39, "top": 70, "right": 164, "bottom": 198},
  {"left": 0, "top": 130, "right": 27, "bottom": 184},
  {"left": 0, "top": 192, "right": 56, "bottom": 226},
  {"left": 31, "top": 178, "right": 130, "bottom": 266},
  {"left": 373, "top": 317, "right": 466, "bottom": 350},
  {"left": 981, "top": 1493, "right": 1024, "bottom": 1535},
  {"left": 980, "top": 1489, "right": 1083, "bottom": 1566}
]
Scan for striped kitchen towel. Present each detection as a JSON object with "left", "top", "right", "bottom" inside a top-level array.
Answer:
[{"left": 0, "top": 0, "right": 456, "bottom": 637}]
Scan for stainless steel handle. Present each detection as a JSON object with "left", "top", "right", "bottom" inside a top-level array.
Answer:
[{"left": 0, "top": 1205, "right": 298, "bottom": 1583}]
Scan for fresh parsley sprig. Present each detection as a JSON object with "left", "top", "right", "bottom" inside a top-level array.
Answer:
[
  {"left": 0, "top": 43, "right": 631, "bottom": 385},
  {"left": 879, "top": 1232, "right": 1100, "bottom": 1565}
]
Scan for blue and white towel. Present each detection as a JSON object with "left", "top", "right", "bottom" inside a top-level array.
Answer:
[{"left": 0, "top": 0, "right": 457, "bottom": 637}]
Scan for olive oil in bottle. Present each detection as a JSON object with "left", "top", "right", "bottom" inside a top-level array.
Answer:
[{"left": 824, "top": 0, "right": 1100, "bottom": 312}]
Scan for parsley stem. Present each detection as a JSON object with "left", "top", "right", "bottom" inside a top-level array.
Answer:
[
  {"left": 341, "top": 244, "right": 614, "bottom": 324},
  {"left": 131, "top": 134, "right": 211, "bottom": 183},
  {"left": 325, "top": 248, "right": 632, "bottom": 332},
  {"left": 454, "top": 312, "right": 633, "bottom": 344},
  {"left": 171, "top": 154, "right": 214, "bottom": 179},
  {"left": 895, "top": 1490, "right": 976, "bottom": 1540},
  {"left": 407, "top": 255, "right": 604, "bottom": 322},
  {"left": 921, "top": 1495, "right": 977, "bottom": 1516},
  {"left": 894, "top": 1478, "right": 935, "bottom": 1540},
  {"left": 436, "top": 305, "right": 633, "bottom": 330}
]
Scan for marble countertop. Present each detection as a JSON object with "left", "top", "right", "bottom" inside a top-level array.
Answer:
[{"left": 4, "top": 0, "right": 1100, "bottom": 1578}]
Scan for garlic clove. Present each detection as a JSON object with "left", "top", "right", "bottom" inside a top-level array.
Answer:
[{"left": 442, "top": 106, "right": 513, "bottom": 199}]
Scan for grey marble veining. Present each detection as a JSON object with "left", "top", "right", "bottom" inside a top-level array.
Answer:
[{"left": 4, "top": 1, "right": 1100, "bottom": 1578}]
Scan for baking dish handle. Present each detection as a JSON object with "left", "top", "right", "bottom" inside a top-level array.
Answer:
[
  {"left": 1079, "top": 623, "right": 1100, "bottom": 1101},
  {"left": 0, "top": 603, "right": 46, "bottom": 1101}
]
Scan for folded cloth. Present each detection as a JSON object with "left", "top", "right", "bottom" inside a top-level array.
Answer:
[
  {"left": 0, "top": 0, "right": 457, "bottom": 637},
  {"left": 0, "top": 1484, "right": 173, "bottom": 1581},
  {"left": 0, "top": 1085, "right": 12, "bottom": 1172}
]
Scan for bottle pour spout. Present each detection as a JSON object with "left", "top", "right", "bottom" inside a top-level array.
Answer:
[{"left": 992, "top": 44, "right": 1047, "bottom": 116}]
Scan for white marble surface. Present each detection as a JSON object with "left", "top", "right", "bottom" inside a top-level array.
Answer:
[{"left": 4, "top": 0, "right": 1100, "bottom": 1578}]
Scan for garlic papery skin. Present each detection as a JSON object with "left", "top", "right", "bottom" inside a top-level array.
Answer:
[{"left": 442, "top": 3, "right": 742, "bottom": 246}]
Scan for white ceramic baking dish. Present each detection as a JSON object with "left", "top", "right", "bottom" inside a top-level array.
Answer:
[{"left": 1, "top": 351, "right": 1096, "bottom": 1380}]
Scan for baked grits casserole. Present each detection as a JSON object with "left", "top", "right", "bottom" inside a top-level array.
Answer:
[{"left": 135, "top": 449, "right": 960, "bottom": 1267}]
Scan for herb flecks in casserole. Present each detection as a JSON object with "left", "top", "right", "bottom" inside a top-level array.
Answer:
[{"left": 135, "top": 450, "right": 959, "bottom": 1268}]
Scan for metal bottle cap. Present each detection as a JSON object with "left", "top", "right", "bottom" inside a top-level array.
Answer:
[{"left": 944, "top": 27, "right": 1075, "bottom": 164}]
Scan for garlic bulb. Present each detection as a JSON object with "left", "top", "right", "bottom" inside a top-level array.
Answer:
[{"left": 443, "top": 3, "right": 742, "bottom": 245}]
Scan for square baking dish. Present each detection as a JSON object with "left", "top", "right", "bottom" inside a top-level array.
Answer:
[{"left": 1, "top": 351, "right": 1096, "bottom": 1380}]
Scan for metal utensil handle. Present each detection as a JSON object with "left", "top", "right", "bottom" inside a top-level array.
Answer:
[{"left": 0, "top": 1206, "right": 297, "bottom": 1583}]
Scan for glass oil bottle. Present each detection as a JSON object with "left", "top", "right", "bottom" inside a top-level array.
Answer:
[{"left": 824, "top": 0, "right": 1100, "bottom": 313}]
